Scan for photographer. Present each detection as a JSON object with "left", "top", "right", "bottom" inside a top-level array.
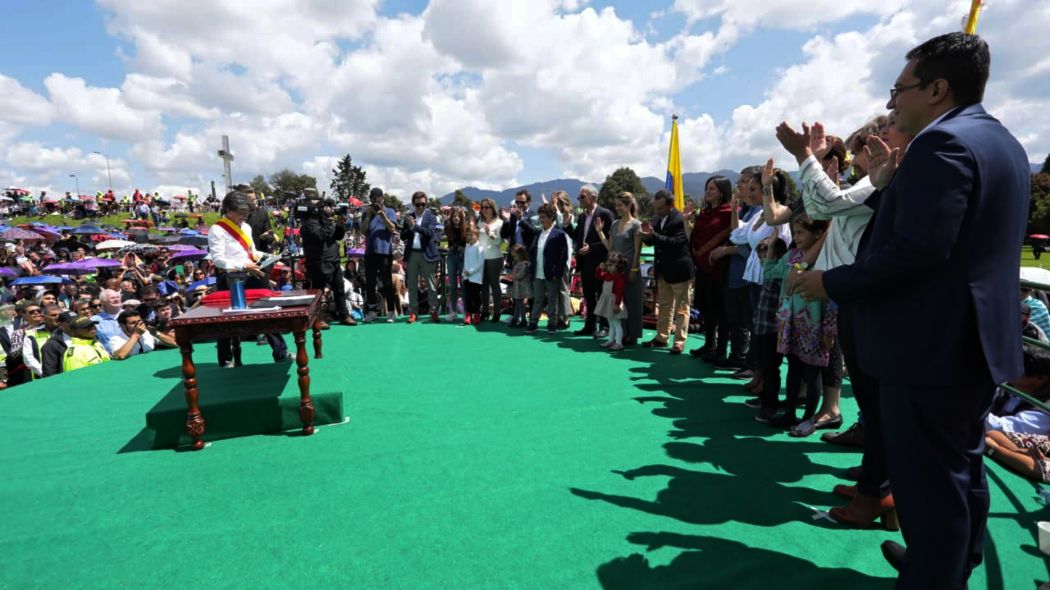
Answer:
[
  {"left": 361, "top": 186, "right": 399, "bottom": 323},
  {"left": 300, "top": 194, "right": 356, "bottom": 327},
  {"left": 110, "top": 309, "right": 155, "bottom": 360},
  {"left": 400, "top": 191, "right": 441, "bottom": 323}
]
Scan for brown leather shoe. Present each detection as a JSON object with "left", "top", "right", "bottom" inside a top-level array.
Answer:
[
  {"left": 316, "top": 321, "right": 331, "bottom": 330},
  {"left": 670, "top": 344, "right": 684, "bottom": 355},
  {"left": 407, "top": 314, "right": 417, "bottom": 324},
  {"left": 430, "top": 312, "right": 440, "bottom": 323},
  {"left": 642, "top": 338, "right": 668, "bottom": 348},
  {"left": 830, "top": 493, "right": 898, "bottom": 531},
  {"left": 339, "top": 317, "right": 357, "bottom": 326}
]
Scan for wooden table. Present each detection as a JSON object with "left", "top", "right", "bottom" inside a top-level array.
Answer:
[{"left": 170, "top": 290, "right": 324, "bottom": 450}]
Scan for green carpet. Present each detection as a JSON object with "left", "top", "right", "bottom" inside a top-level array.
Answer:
[{"left": 0, "top": 321, "right": 1047, "bottom": 589}]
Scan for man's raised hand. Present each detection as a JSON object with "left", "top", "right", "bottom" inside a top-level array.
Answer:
[{"left": 863, "top": 134, "right": 901, "bottom": 190}]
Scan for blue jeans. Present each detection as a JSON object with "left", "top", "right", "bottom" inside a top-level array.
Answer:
[{"left": 445, "top": 249, "right": 464, "bottom": 314}]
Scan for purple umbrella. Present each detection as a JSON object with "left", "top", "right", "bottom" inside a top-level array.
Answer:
[
  {"left": 347, "top": 247, "right": 365, "bottom": 258},
  {"left": 42, "top": 258, "right": 123, "bottom": 276},
  {"left": 169, "top": 248, "right": 209, "bottom": 262},
  {"left": 0, "top": 267, "right": 18, "bottom": 279},
  {"left": 0, "top": 228, "right": 45, "bottom": 242},
  {"left": 163, "top": 244, "right": 199, "bottom": 251}
]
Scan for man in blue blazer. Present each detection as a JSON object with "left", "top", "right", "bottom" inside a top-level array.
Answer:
[
  {"left": 527, "top": 204, "right": 569, "bottom": 334},
  {"left": 795, "top": 33, "right": 1031, "bottom": 589},
  {"left": 401, "top": 191, "right": 442, "bottom": 323}
]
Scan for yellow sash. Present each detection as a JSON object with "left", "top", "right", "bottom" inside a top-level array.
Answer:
[{"left": 214, "top": 218, "right": 256, "bottom": 262}]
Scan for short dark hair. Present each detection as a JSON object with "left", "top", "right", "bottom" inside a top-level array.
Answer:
[
  {"left": 653, "top": 189, "right": 673, "bottom": 204},
  {"left": 412, "top": 191, "right": 427, "bottom": 204},
  {"left": 117, "top": 309, "right": 141, "bottom": 325},
  {"left": 233, "top": 183, "right": 254, "bottom": 193},
  {"left": 537, "top": 203, "right": 557, "bottom": 219},
  {"left": 515, "top": 189, "right": 531, "bottom": 202},
  {"left": 221, "top": 191, "right": 252, "bottom": 214},
  {"left": 906, "top": 32, "right": 990, "bottom": 106},
  {"left": 368, "top": 187, "right": 385, "bottom": 202},
  {"left": 1023, "top": 343, "right": 1050, "bottom": 378}
]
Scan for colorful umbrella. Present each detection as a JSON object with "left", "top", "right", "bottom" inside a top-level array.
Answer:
[
  {"left": 0, "top": 228, "right": 45, "bottom": 242},
  {"left": 169, "top": 249, "right": 209, "bottom": 262},
  {"left": 187, "top": 276, "right": 216, "bottom": 291},
  {"left": 11, "top": 275, "right": 73, "bottom": 285},
  {"left": 42, "top": 258, "right": 122, "bottom": 276},
  {"left": 163, "top": 244, "right": 201, "bottom": 252},
  {"left": 96, "top": 239, "right": 136, "bottom": 250},
  {"left": 1030, "top": 234, "right": 1050, "bottom": 240},
  {"left": 72, "top": 224, "right": 106, "bottom": 235},
  {"left": 0, "top": 267, "right": 18, "bottom": 278}
]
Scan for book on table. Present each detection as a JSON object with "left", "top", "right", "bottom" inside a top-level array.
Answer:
[{"left": 249, "top": 294, "right": 315, "bottom": 308}]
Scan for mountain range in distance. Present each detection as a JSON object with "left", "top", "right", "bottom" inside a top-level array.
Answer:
[
  {"left": 441, "top": 162, "right": 1046, "bottom": 206},
  {"left": 440, "top": 170, "right": 741, "bottom": 206}
]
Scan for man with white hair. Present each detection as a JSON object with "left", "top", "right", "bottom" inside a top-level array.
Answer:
[
  {"left": 573, "top": 184, "right": 614, "bottom": 336},
  {"left": 90, "top": 288, "right": 124, "bottom": 354}
]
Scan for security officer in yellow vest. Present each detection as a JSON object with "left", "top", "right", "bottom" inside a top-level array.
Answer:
[{"left": 62, "top": 316, "right": 111, "bottom": 373}]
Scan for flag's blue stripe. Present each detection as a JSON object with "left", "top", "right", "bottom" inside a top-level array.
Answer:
[{"left": 665, "top": 171, "right": 674, "bottom": 191}]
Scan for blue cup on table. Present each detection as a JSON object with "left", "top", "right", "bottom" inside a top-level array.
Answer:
[{"left": 228, "top": 271, "right": 248, "bottom": 309}]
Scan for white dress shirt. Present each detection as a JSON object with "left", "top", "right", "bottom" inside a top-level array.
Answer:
[
  {"left": 535, "top": 227, "right": 552, "bottom": 280},
  {"left": 109, "top": 330, "right": 157, "bottom": 358},
  {"left": 208, "top": 219, "right": 264, "bottom": 271}
]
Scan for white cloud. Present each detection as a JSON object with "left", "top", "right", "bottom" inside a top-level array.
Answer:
[
  {"left": 1, "top": 0, "right": 1047, "bottom": 202},
  {"left": 0, "top": 75, "right": 54, "bottom": 126},
  {"left": 45, "top": 74, "right": 162, "bottom": 140}
]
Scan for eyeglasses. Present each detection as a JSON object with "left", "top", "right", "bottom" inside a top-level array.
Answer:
[
  {"left": 889, "top": 82, "right": 925, "bottom": 100},
  {"left": 26, "top": 309, "right": 42, "bottom": 314},
  {"left": 514, "top": 200, "right": 528, "bottom": 206},
  {"left": 480, "top": 205, "right": 492, "bottom": 210}
]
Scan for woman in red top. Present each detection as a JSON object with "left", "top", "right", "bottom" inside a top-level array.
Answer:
[{"left": 689, "top": 176, "right": 734, "bottom": 360}]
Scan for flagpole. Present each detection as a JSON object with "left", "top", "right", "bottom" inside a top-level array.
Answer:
[{"left": 964, "top": 0, "right": 983, "bottom": 35}]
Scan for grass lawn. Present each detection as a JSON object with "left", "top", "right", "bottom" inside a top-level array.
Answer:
[{"left": 2, "top": 212, "right": 223, "bottom": 233}]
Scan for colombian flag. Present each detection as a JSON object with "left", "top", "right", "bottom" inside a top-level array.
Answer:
[
  {"left": 665, "top": 114, "right": 684, "bottom": 210},
  {"left": 964, "top": 0, "right": 983, "bottom": 35}
]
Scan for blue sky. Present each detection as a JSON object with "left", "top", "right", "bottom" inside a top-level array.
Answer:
[{"left": 0, "top": 0, "right": 1045, "bottom": 198}]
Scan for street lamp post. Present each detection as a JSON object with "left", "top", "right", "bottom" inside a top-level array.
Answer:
[
  {"left": 93, "top": 151, "right": 112, "bottom": 191},
  {"left": 68, "top": 173, "right": 80, "bottom": 198}
]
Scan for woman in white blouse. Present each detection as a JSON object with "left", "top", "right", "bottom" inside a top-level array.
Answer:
[{"left": 476, "top": 198, "right": 505, "bottom": 322}]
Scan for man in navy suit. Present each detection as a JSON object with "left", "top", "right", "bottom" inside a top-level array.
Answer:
[
  {"left": 401, "top": 191, "right": 442, "bottom": 323},
  {"left": 795, "top": 33, "right": 1031, "bottom": 589}
]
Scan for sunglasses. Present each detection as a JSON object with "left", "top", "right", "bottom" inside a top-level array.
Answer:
[{"left": 514, "top": 201, "right": 527, "bottom": 206}]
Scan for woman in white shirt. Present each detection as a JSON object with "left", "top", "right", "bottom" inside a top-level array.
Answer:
[
  {"left": 476, "top": 198, "right": 505, "bottom": 322},
  {"left": 208, "top": 191, "right": 289, "bottom": 367}
]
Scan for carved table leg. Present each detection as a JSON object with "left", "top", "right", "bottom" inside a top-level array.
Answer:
[
  {"left": 312, "top": 319, "right": 323, "bottom": 359},
  {"left": 180, "top": 342, "right": 206, "bottom": 450},
  {"left": 231, "top": 337, "right": 242, "bottom": 367},
  {"left": 294, "top": 330, "right": 315, "bottom": 435}
]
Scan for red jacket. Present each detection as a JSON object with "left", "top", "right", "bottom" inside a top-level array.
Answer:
[
  {"left": 691, "top": 204, "right": 733, "bottom": 280},
  {"left": 596, "top": 267, "right": 625, "bottom": 305}
]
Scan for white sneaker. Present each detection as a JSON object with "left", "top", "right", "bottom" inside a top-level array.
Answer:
[
  {"left": 222, "top": 361, "right": 236, "bottom": 369},
  {"left": 445, "top": 312, "right": 458, "bottom": 322},
  {"left": 387, "top": 312, "right": 396, "bottom": 323},
  {"left": 363, "top": 311, "right": 378, "bottom": 323}
]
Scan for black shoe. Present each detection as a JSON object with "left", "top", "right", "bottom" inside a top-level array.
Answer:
[
  {"left": 820, "top": 422, "right": 865, "bottom": 448},
  {"left": 574, "top": 327, "right": 595, "bottom": 336},
  {"left": 547, "top": 323, "right": 558, "bottom": 334},
  {"left": 508, "top": 319, "right": 520, "bottom": 327},
  {"left": 525, "top": 324, "right": 538, "bottom": 334},
  {"left": 558, "top": 321, "right": 570, "bottom": 330},
  {"left": 730, "top": 368, "right": 754, "bottom": 380},
  {"left": 754, "top": 410, "right": 776, "bottom": 423},
  {"left": 274, "top": 352, "right": 293, "bottom": 363},
  {"left": 880, "top": 541, "right": 907, "bottom": 572},
  {"left": 491, "top": 315, "right": 501, "bottom": 323},
  {"left": 689, "top": 345, "right": 714, "bottom": 358},
  {"left": 768, "top": 413, "right": 798, "bottom": 428},
  {"left": 713, "top": 356, "right": 745, "bottom": 369},
  {"left": 744, "top": 397, "right": 762, "bottom": 409},
  {"left": 845, "top": 465, "right": 863, "bottom": 481}
]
